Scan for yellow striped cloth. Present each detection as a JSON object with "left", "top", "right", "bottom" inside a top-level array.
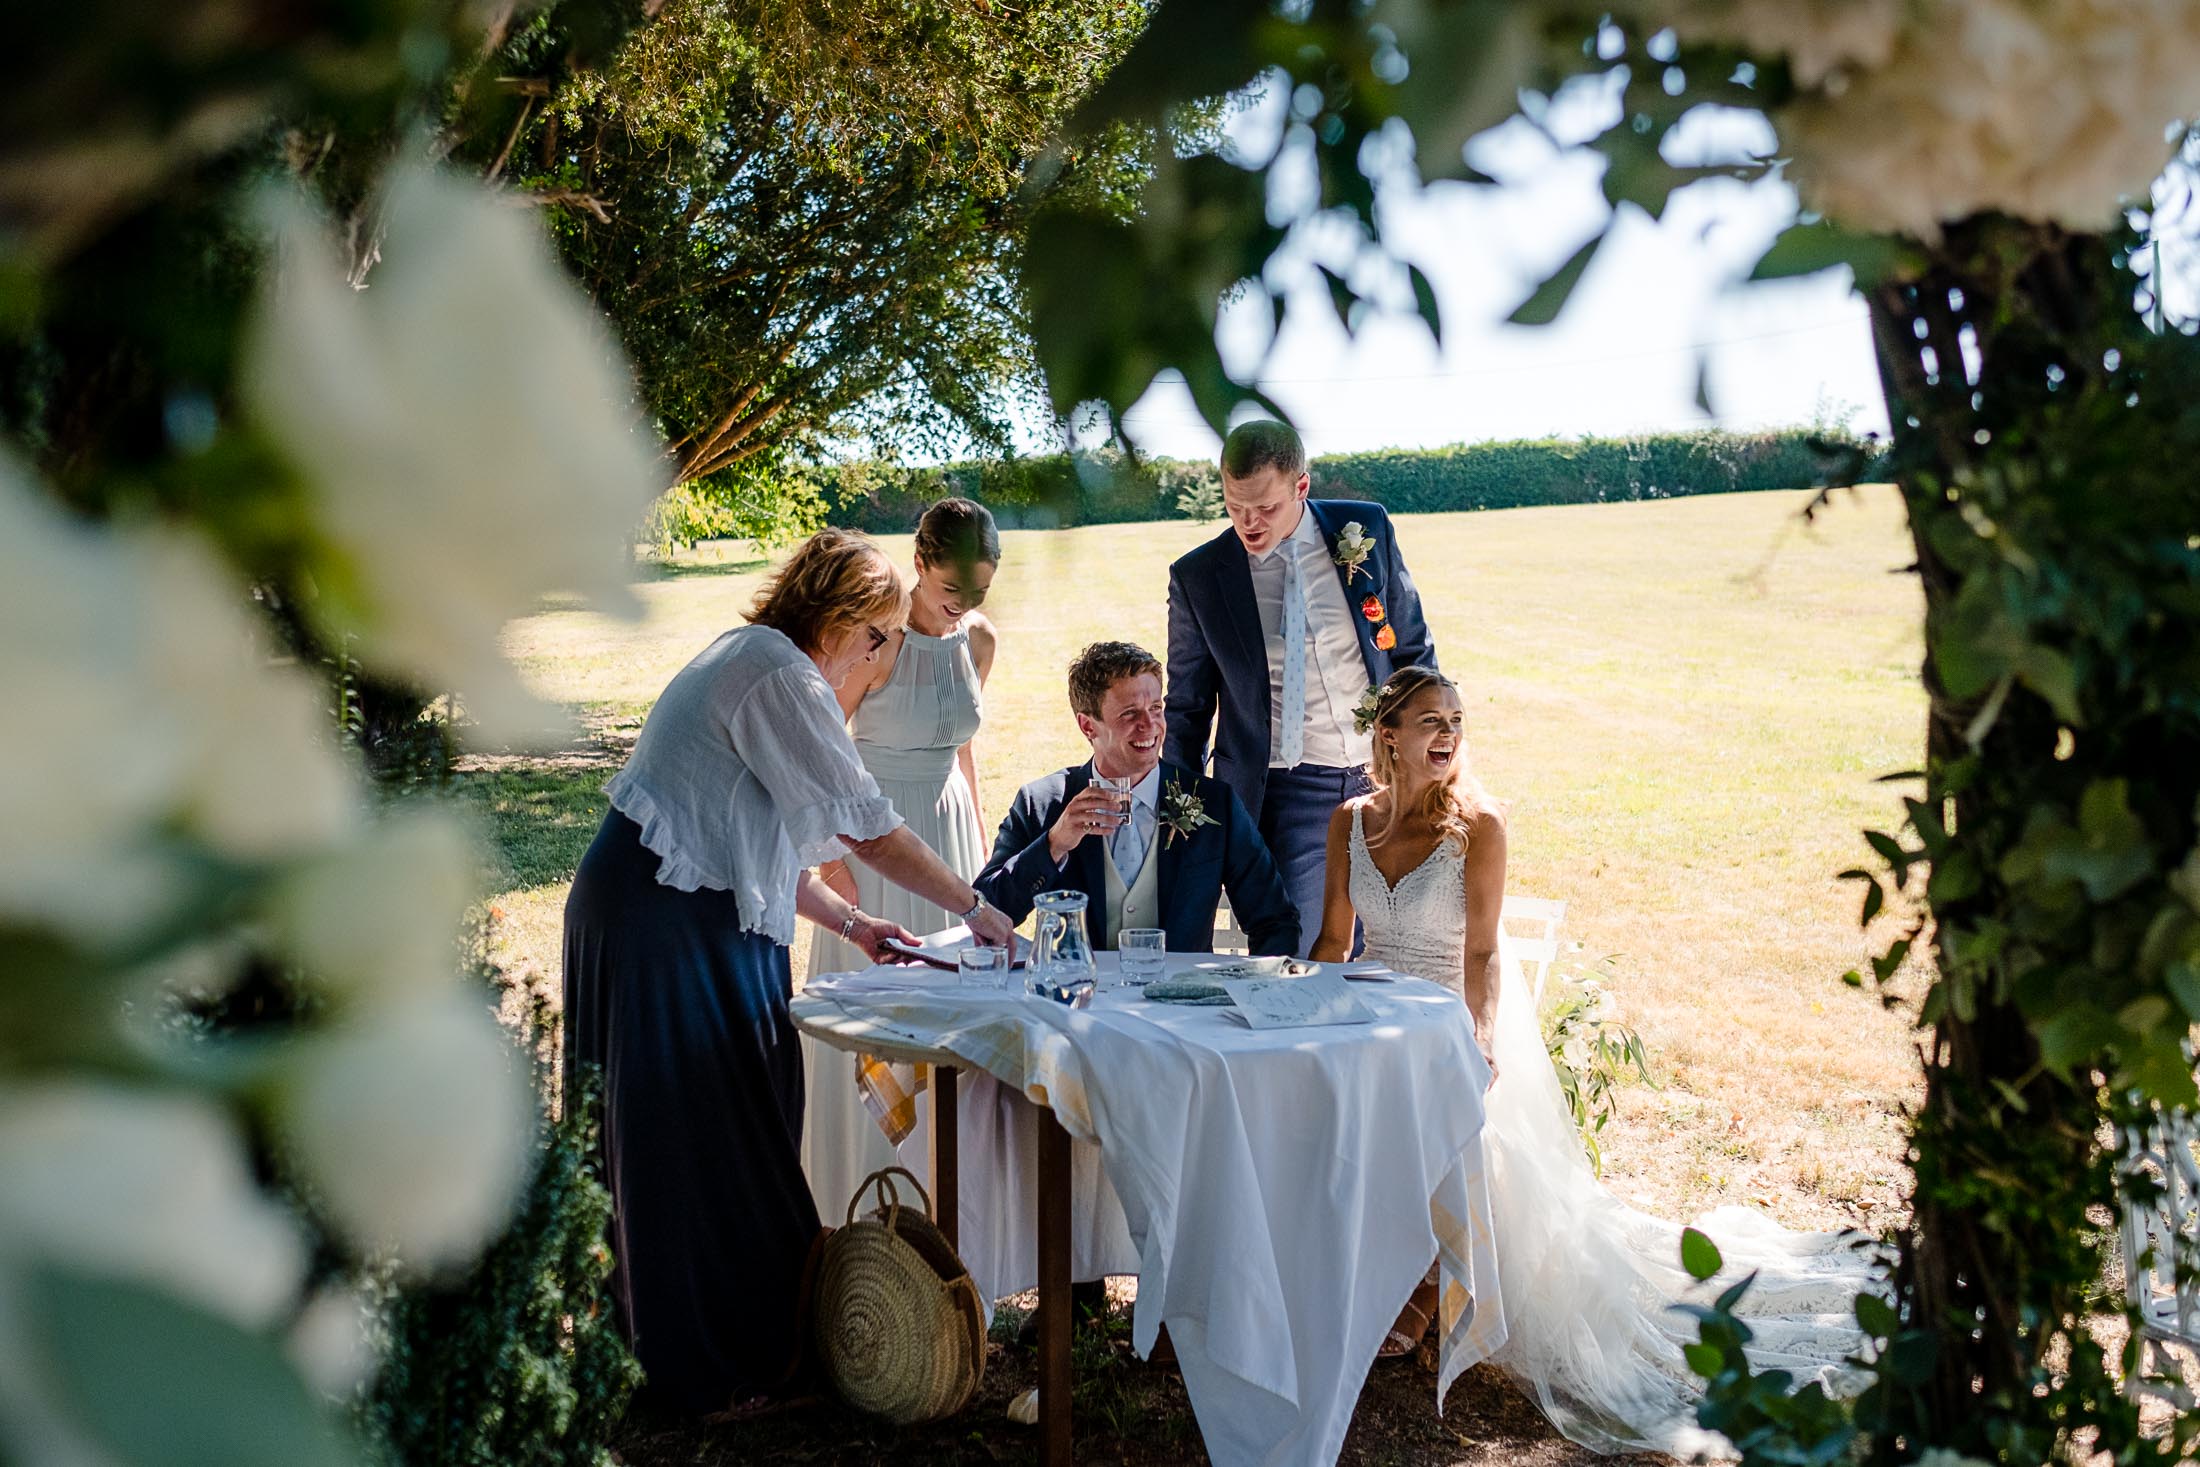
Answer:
[{"left": 854, "top": 1054, "right": 929, "bottom": 1146}]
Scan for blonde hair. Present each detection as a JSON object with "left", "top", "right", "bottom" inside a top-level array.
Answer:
[
  {"left": 745, "top": 528, "right": 909, "bottom": 653},
  {"left": 1366, "top": 665, "right": 1498, "bottom": 856}
]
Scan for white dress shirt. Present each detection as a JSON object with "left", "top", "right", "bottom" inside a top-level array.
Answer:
[{"left": 1249, "top": 509, "right": 1374, "bottom": 769}]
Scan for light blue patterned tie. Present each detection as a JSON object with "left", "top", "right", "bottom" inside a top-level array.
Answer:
[
  {"left": 1279, "top": 548, "right": 1307, "bottom": 768},
  {"left": 1111, "top": 801, "right": 1151, "bottom": 883}
]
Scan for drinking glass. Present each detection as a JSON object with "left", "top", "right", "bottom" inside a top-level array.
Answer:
[
  {"left": 1092, "top": 773, "right": 1134, "bottom": 827},
  {"left": 1119, "top": 928, "right": 1167, "bottom": 986},
  {"left": 957, "top": 945, "right": 1009, "bottom": 988}
]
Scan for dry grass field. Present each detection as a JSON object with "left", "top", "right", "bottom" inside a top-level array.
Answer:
[{"left": 464, "top": 484, "right": 1931, "bottom": 1463}]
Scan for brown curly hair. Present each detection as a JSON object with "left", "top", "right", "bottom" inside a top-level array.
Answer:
[
  {"left": 745, "top": 528, "right": 909, "bottom": 654},
  {"left": 1066, "top": 640, "right": 1163, "bottom": 719}
]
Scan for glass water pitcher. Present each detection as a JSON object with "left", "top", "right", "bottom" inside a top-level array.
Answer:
[{"left": 1029, "top": 889, "right": 1097, "bottom": 1005}]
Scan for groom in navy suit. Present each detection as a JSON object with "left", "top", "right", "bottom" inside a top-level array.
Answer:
[
  {"left": 1164, "top": 419, "right": 1436, "bottom": 954},
  {"left": 974, "top": 640, "right": 1298, "bottom": 957}
]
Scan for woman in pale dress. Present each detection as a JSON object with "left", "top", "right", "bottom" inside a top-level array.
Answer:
[
  {"left": 1313, "top": 665, "right": 1878, "bottom": 1457},
  {"left": 801, "top": 498, "right": 1000, "bottom": 1215}
]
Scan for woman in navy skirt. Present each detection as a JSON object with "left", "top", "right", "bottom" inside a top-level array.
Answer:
[{"left": 563, "top": 529, "right": 1016, "bottom": 1416}]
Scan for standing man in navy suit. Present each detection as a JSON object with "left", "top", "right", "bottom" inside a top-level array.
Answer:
[
  {"left": 974, "top": 640, "right": 1298, "bottom": 958},
  {"left": 1164, "top": 419, "right": 1437, "bottom": 955}
]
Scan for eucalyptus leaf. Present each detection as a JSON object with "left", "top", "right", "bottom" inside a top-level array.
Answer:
[
  {"left": 2033, "top": 1004, "right": 2119, "bottom": 1070},
  {"left": 1680, "top": 1225, "right": 1722, "bottom": 1282},
  {"left": 27, "top": 1266, "right": 364, "bottom": 1467},
  {"left": 2166, "top": 960, "right": 2200, "bottom": 1022},
  {"left": 1884, "top": 1328, "right": 1937, "bottom": 1385},
  {"left": 1406, "top": 262, "right": 1442, "bottom": 346},
  {"left": 1854, "top": 1291, "right": 1899, "bottom": 1339},
  {"left": 1069, "top": 0, "right": 1271, "bottom": 134},
  {"left": 2017, "top": 646, "right": 2084, "bottom": 726},
  {"left": 1749, "top": 220, "right": 1919, "bottom": 287},
  {"left": 1507, "top": 229, "right": 1603, "bottom": 327}
]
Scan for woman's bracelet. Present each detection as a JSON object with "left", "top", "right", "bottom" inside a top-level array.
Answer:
[{"left": 839, "top": 907, "right": 864, "bottom": 942}]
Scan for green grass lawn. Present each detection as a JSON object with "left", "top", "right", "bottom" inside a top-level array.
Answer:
[{"left": 461, "top": 485, "right": 1928, "bottom": 1463}]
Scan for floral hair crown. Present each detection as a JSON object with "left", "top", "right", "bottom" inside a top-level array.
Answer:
[{"left": 1352, "top": 668, "right": 1455, "bottom": 736}]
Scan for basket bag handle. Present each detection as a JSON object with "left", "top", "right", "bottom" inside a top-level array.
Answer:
[{"left": 847, "top": 1165, "right": 934, "bottom": 1231}]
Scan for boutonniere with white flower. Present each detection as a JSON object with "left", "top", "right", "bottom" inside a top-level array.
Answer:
[
  {"left": 1159, "top": 781, "right": 1217, "bottom": 846},
  {"left": 1332, "top": 521, "right": 1376, "bottom": 583}
]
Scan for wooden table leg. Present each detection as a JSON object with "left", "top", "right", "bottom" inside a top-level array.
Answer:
[
  {"left": 1037, "top": 1106, "right": 1074, "bottom": 1467},
  {"left": 930, "top": 1065, "right": 958, "bottom": 1251}
]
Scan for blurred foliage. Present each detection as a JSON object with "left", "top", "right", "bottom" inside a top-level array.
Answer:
[
  {"left": 1675, "top": 1226, "right": 1871, "bottom": 1466},
  {"left": 823, "top": 427, "right": 1881, "bottom": 534},
  {"left": 1021, "top": 3, "right": 1811, "bottom": 440},
  {"left": 364, "top": 981, "right": 641, "bottom": 1467}
]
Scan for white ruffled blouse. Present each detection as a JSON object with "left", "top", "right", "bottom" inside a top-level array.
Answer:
[{"left": 605, "top": 623, "right": 904, "bottom": 944}]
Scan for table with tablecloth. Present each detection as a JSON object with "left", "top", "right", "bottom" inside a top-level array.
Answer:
[{"left": 792, "top": 954, "right": 1506, "bottom": 1467}]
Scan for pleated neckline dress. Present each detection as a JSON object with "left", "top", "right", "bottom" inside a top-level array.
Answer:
[{"left": 800, "top": 622, "right": 986, "bottom": 1219}]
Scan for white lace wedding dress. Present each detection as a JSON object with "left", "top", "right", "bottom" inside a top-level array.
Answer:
[{"left": 1346, "top": 806, "right": 1885, "bottom": 1458}]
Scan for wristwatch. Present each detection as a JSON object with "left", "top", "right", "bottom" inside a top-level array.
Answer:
[
  {"left": 839, "top": 908, "right": 863, "bottom": 942},
  {"left": 955, "top": 892, "right": 992, "bottom": 924}
]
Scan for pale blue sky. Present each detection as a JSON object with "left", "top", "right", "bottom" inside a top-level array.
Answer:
[
  {"left": 1026, "top": 74, "right": 2198, "bottom": 464},
  {"left": 1078, "top": 78, "right": 1893, "bottom": 461}
]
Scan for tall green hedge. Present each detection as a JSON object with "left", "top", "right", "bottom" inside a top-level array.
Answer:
[{"left": 825, "top": 428, "right": 1886, "bottom": 535}]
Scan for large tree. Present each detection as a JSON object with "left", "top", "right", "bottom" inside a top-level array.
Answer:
[{"left": 495, "top": 0, "right": 1152, "bottom": 483}]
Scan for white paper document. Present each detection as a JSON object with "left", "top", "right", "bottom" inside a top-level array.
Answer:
[
  {"left": 878, "top": 924, "right": 1030, "bottom": 969},
  {"left": 1218, "top": 973, "right": 1376, "bottom": 1029}
]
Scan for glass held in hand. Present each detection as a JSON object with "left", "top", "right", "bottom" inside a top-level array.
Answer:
[
  {"left": 957, "top": 945, "right": 1010, "bottom": 988},
  {"left": 1119, "top": 928, "right": 1167, "bottom": 986},
  {"left": 1093, "top": 774, "right": 1134, "bottom": 823}
]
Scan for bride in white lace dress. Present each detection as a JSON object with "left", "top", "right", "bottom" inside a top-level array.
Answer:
[{"left": 1312, "top": 666, "right": 1882, "bottom": 1458}]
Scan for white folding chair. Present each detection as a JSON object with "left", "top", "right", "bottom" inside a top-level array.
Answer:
[
  {"left": 2122, "top": 1106, "right": 2200, "bottom": 1407},
  {"left": 1499, "top": 894, "right": 1567, "bottom": 1011},
  {"left": 1211, "top": 898, "right": 1251, "bottom": 956}
]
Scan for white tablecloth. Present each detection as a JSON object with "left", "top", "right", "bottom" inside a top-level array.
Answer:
[{"left": 793, "top": 956, "right": 1507, "bottom": 1467}]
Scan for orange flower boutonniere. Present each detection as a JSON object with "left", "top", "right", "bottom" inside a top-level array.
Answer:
[
  {"left": 1374, "top": 625, "right": 1397, "bottom": 651},
  {"left": 1360, "top": 594, "right": 1385, "bottom": 623}
]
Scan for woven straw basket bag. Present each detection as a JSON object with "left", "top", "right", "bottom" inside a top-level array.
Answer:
[{"left": 814, "top": 1166, "right": 986, "bottom": 1424}]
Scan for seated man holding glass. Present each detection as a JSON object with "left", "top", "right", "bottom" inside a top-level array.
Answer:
[{"left": 974, "top": 640, "right": 1299, "bottom": 959}]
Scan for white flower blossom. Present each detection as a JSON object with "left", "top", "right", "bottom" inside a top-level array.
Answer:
[
  {"left": 272, "top": 808, "right": 480, "bottom": 1008},
  {"left": 1659, "top": 0, "right": 2200, "bottom": 239},
  {"left": 0, "top": 457, "right": 355, "bottom": 942},
  {"left": 0, "top": 1084, "right": 313, "bottom": 1467},
  {"left": 276, "top": 991, "right": 535, "bottom": 1273},
  {"left": 245, "top": 164, "right": 666, "bottom": 744},
  {"left": 289, "top": 1285, "right": 379, "bottom": 1398},
  {"left": 0, "top": 1082, "right": 308, "bottom": 1325},
  {"left": 1658, "top": 0, "right": 1907, "bottom": 86},
  {"left": 1782, "top": 0, "right": 2200, "bottom": 238},
  {"left": 1911, "top": 1451, "right": 1995, "bottom": 1467}
]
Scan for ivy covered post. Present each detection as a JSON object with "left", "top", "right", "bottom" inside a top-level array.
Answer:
[{"left": 1852, "top": 215, "right": 2200, "bottom": 1461}]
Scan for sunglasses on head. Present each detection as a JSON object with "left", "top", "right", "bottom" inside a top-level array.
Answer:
[{"left": 864, "top": 624, "right": 889, "bottom": 653}]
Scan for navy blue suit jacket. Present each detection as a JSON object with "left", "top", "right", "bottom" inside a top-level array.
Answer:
[
  {"left": 1163, "top": 499, "right": 1436, "bottom": 822},
  {"left": 972, "top": 761, "right": 1299, "bottom": 957}
]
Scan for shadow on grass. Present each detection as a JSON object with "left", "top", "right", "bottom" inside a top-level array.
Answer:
[
  {"left": 452, "top": 765, "right": 612, "bottom": 890},
  {"left": 637, "top": 547, "right": 772, "bottom": 581}
]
